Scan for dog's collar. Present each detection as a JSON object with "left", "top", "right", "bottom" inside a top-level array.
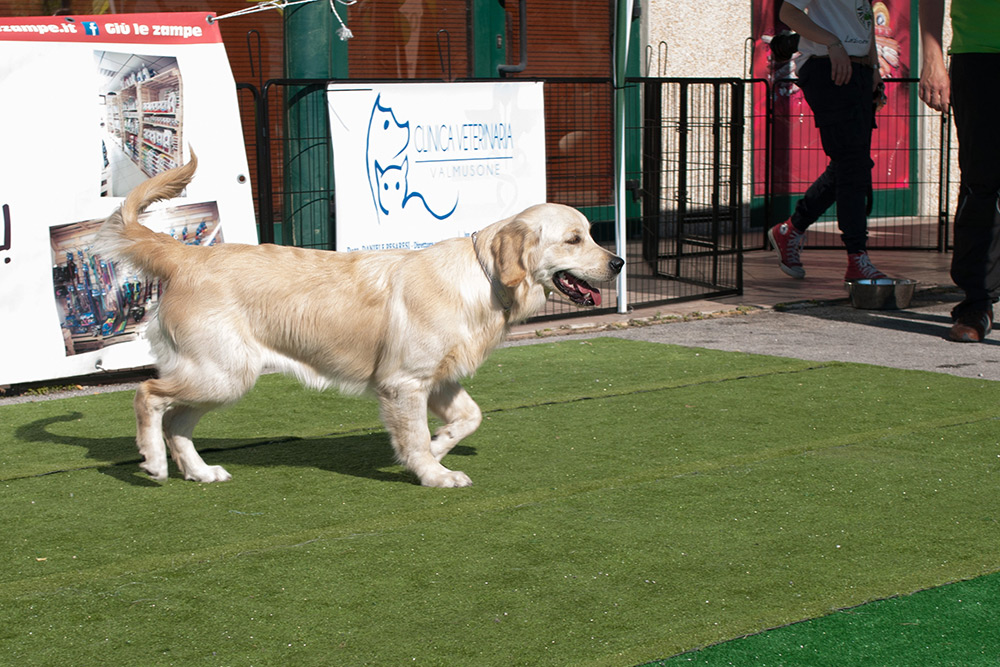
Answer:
[{"left": 470, "top": 231, "right": 513, "bottom": 313}]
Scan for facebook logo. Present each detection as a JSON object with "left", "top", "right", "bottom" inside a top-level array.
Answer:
[{"left": 83, "top": 21, "right": 99, "bottom": 36}]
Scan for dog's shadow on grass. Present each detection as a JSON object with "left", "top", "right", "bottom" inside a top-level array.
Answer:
[{"left": 15, "top": 412, "right": 476, "bottom": 487}]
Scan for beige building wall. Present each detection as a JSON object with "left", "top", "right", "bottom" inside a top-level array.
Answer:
[{"left": 644, "top": 0, "right": 752, "bottom": 78}]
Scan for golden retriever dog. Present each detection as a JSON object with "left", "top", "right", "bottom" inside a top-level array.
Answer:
[{"left": 98, "top": 153, "right": 624, "bottom": 487}]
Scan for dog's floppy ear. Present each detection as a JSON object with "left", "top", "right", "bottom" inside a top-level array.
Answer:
[{"left": 490, "top": 220, "right": 534, "bottom": 287}]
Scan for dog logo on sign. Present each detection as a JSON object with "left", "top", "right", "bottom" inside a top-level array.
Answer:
[{"left": 365, "top": 95, "right": 458, "bottom": 223}]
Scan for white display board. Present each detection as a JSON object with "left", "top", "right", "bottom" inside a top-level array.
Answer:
[
  {"left": 0, "top": 13, "right": 257, "bottom": 386},
  {"left": 327, "top": 81, "right": 546, "bottom": 251}
]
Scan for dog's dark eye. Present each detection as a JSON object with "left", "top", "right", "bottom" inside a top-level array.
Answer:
[{"left": 566, "top": 234, "right": 582, "bottom": 245}]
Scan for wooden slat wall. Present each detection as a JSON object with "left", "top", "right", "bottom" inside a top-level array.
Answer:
[
  {"left": 506, "top": 0, "right": 612, "bottom": 78},
  {"left": 501, "top": 1, "right": 614, "bottom": 208},
  {"left": 347, "top": 0, "right": 470, "bottom": 80}
]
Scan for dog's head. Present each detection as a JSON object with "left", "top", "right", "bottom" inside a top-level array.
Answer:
[{"left": 490, "top": 203, "right": 624, "bottom": 308}]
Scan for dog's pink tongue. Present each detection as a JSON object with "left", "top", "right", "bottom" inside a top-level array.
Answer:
[
  {"left": 569, "top": 274, "right": 601, "bottom": 306},
  {"left": 559, "top": 272, "right": 602, "bottom": 306}
]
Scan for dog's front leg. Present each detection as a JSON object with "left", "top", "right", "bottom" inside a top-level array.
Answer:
[
  {"left": 378, "top": 382, "right": 473, "bottom": 488},
  {"left": 163, "top": 405, "right": 231, "bottom": 483},
  {"left": 428, "top": 381, "right": 482, "bottom": 462}
]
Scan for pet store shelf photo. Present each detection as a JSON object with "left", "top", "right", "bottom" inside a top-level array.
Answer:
[{"left": 101, "top": 53, "right": 183, "bottom": 187}]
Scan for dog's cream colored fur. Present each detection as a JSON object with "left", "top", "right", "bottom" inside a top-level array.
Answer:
[{"left": 98, "top": 153, "right": 623, "bottom": 487}]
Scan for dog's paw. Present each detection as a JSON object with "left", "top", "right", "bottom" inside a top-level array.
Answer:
[
  {"left": 140, "top": 460, "right": 168, "bottom": 481},
  {"left": 421, "top": 469, "right": 473, "bottom": 488},
  {"left": 184, "top": 465, "right": 233, "bottom": 483}
]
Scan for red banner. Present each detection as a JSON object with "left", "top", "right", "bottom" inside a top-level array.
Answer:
[{"left": 0, "top": 12, "right": 221, "bottom": 44}]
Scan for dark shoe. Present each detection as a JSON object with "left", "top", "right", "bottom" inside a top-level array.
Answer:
[
  {"left": 767, "top": 220, "right": 806, "bottom": 279},
  {"left": 948, "top": 309, "right": 993, "bottom": 343}
]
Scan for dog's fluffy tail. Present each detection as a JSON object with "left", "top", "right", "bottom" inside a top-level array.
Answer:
[{"left": 97, "top": 150, "right": 199, "bottom": 279}]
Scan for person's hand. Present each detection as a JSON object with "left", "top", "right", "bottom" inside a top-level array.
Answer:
[
  {"left": 828, "top": 41, "right": 852, "bottom": 85},
  {"left": 918, "top": 51, "right": 949, "bottom": 111},
  {"left": 918, "top": 0, "right": 948, "bottom": 111},
  {"left": 873, "top": 69, "right": 887, "bottom": 112}
]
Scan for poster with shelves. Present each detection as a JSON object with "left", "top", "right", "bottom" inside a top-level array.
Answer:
[
  {"left": 49, "top": 202, "right": 222, "bottom": 358},
  {"left": 97, "top": 52, "right": 184, "bottom": 194},
  {"left": 0, "top": 13, "right": 256, "bottom": 386}
]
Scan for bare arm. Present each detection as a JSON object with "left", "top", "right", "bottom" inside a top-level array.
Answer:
[
  {"left": 868, "top": 7, "right": 883, "bottom": 93},
  {"left": 918, "top": 0, "right": 949, "bottom": 111},
  {"left": 779, "top": 2, "right": 853, "bottom": 84}
]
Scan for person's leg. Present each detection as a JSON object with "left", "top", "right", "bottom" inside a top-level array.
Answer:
[
  {"left": 950, "top": 187, "right": 1000, "bottom": 312},
  {"left": 805, "top": 63, "right": 875, "bottom": 255},
  {"left": 789, "top": 58, "right": 842, "bottom": 234},
  {"left": 767, "top": 59, "right": 837, "bottom": 279},
  {"left": 798, "top": 60, "right": 884, "bottom": 280},
  {"left": 949, "top": 53, "right": 1000, "bottom": 329},
  {"left": 790, "top": 165, "right": 836, "bottom": 233}
]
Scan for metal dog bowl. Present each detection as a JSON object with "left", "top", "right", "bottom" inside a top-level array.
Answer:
[{"left": 846, "top": 278, "right": 916, "bottom": 310}]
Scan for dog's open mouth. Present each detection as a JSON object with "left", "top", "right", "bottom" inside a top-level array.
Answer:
[{"left": 554, "top": 271, "right": 602, "bottom": 306}]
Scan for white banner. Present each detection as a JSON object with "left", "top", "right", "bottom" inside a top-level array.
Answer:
[
  {"left": 327, "top": 81, "right": 546, "bottom": 251},
  {"left": 0, "top": 13, "right": 257, "bottom": 386}
]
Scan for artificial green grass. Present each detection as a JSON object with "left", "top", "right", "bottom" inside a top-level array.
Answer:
[{"left": 1, "top": 338, "right": 998, "bottom": 665}]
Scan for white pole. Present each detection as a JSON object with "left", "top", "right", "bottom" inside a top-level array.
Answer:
[{"left": 613, "top": 0, "right": 633, "bottom": 315}]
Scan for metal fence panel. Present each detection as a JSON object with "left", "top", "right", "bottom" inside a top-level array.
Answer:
[{"left": 623, "top": 78, "right": 744, "bottom": 309}]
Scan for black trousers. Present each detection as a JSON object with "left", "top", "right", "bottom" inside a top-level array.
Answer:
[
  {"left": 950, "top": 53, "right": 1000, "bottom": 315},
  {"left": 790, "top": 58, "right": 875, "bottom": 255}
]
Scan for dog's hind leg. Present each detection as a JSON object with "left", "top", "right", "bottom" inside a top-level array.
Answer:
[
  {"left": 134, "top": 379, "right": 173, "bottom": 480},
  {"left": 163, "top": 404, "right": 231, "bottom": 482},
  {"left": 378, "top": 381, "right": 473, "bottom": 488},
  {"left": 133, "top": 371, "right": 249, "bottom": 482},
  {"left": 428, "top": 381, "right": 482, "bottom": 462}
]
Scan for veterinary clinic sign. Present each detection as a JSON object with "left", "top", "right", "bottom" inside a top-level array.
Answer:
[
  {"left": 0, "top": 13, "right": 256, "bottom": 386},
  {"left": 327, "top": 81, "right": 546, "bottom": 251}
]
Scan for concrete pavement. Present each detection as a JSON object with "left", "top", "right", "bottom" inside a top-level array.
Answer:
[{"left": 508, "top": 249, "right": 1000, "bottom": 382}]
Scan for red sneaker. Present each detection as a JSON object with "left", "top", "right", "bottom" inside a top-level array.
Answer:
[
  {"left": 844, "top": 252, "right": 888, "bottom": 282},
  {"left": 767, "top": 220, "right": 805, "bottom": 279}
]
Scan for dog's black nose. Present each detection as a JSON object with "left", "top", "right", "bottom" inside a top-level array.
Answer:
[{"left": 609, "top": 256, "right": 625, "bottom": 274}]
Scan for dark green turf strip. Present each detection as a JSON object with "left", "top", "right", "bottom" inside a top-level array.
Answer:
[{"left": 649, "top": 572, "right": 1000, "bottom": 666}]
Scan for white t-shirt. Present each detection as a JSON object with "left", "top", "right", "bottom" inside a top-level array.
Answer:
[{"left": 785, "top": 0, "right": 874, "bottom": 58}]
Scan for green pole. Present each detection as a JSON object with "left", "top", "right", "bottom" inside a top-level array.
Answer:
[
  {"left": 471, "top": 0, "right": 506, "bottom": 78},
  {"left": 282, "top": 1, "right": 348, "bottom": 248}
]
